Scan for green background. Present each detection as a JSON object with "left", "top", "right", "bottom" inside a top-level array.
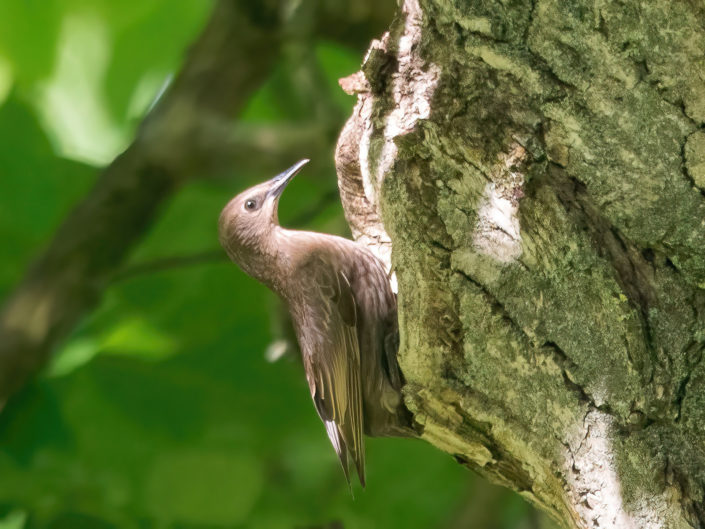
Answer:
[{"left": 0, "top": 2, "right": 553, "bottom": 528}]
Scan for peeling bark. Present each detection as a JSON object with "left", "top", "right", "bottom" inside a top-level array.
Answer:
[{"left": 336, "top": 1, "right": 705, "bottom": 527}]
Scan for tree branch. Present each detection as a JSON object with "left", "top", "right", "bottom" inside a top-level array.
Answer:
[
  {"left": 113, "top": 187, "right": 340, "bottom": 282},
  {"left": 0, "top": 0, "right": 285, "bottom": 401},
  {"left": 0, "top": 0, "right": 397, "bottom": 402}
]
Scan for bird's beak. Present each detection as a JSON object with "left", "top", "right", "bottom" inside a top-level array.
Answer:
[{"left": 267, "top": 159, "right": 310, "bottom": 199}]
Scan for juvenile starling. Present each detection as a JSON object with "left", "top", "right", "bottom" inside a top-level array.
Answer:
[{"left": 218, "top": 160, "right": 411, "bottom": 486}]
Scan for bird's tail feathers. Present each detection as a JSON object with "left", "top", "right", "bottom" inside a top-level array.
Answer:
[{"left": 324, "top": 419, "right": 365, "bottom": 489}]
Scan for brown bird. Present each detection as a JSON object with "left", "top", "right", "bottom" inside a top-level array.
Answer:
[{"left": 218, "top": 160, "right": 411, "bottom": 486}]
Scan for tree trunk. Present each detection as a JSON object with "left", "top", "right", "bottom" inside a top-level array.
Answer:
[{"left": 335, "top": 1, "right": 705, "bottom": 528}]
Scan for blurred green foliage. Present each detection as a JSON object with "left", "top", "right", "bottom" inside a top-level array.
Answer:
[{"left": 0, "top": 2, "right": 553, "bottom": 528}]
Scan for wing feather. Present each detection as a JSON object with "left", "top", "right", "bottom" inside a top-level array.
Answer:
[{"left": 299, "top": 257, "right": 365, "bottom": 487}]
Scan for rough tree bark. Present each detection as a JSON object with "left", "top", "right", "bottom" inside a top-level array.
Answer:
[{"left": 336, "top": 1, "right": 705, "bottom": 528}]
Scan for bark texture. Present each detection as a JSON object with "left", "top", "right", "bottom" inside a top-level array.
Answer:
[{"left": 336, "top": 1, "right": 705, "bottom": 528}]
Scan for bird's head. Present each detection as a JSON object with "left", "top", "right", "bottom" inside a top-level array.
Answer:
[{"left": 218, "top": 159, "right": 309, "bottom": 270}]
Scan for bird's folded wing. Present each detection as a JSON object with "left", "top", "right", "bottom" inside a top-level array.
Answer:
[{"left": 300, "top": 256, "right": 365, "bottom": 487}]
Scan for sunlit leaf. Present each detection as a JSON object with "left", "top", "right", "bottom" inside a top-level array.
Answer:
[
  {"left": 0, "top": 54, "right": 13, "bottom": 107},
  {"left": 0, "top": 509, "right": 27, "bottom": 529},
  {"left": 47, "top": 338, "right": 99, "bottom": 378},
  {"left": 36, "top": 11, "right": 123, "bottom": 165},
  {"left": 100, "top": 317, "right": 176, "bottom": 360}
]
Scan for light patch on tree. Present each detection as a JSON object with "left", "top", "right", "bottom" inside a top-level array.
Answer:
[
  {"left": 375, "top": 0, "right": 441, "bottom": 185},
  {"left": 336, "top": 0, "right": 440, "bottom": 292},
  {"left": 472, "top": 145, "right": 525, "bottom": 263},
  {"left": 564, "top": 410, "right": 674, "bottom": 529}
]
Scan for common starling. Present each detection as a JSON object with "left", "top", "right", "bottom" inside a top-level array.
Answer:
[{"left": 218, "top": 160, "right": 411, "bottom": 486}]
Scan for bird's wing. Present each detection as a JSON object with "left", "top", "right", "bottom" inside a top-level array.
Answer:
[{"left": 299, "top": 256, "right": 365, "bottom": 487}]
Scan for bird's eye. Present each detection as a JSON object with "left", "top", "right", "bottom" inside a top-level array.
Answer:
[{"left": 245, "top": 199, "right": 257, "bottom": 211}]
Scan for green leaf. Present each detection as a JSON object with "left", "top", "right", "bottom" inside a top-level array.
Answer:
[{"left": 0, "top": 510, "right": 27, "bottom": 529}]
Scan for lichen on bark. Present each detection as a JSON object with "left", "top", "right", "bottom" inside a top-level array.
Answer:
[{"left": 336, "top": 0, "right": 705, "bottom": 528}]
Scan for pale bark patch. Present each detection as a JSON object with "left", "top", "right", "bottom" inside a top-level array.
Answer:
[
  {"left": 472, "top": 145, "right": 526, "bottom": 263},
  {"left": 336, "top": 0, "right": 440, "bottom": 292},
  {"left": 376, "top": 0, "right": 441, "bottom": 184},
  {"left": 563, "top": 410, "right": 683, "bottom": 529}
]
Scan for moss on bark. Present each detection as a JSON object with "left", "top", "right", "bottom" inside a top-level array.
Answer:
[{"left": 337, "top": 1, "right": 705, "bottom": 527}]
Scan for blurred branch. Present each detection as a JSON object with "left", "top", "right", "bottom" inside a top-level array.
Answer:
[
  {"left": 314, "top": 4, "right": 396, "bottom": 51},
  {"left": 193, "top": 121, "right": 340, "bottom": 182},
  {"left": 440, "top": 478, "right": 557, "bottom": 529},
  {"left": 0, "top": 0, "right": 285, "bottom": 401},
  {"left": 113, "top": 188, "right": 340, "bottom": 282},
  {"left": 113, "top": 250, "right": 227, "bottom": 282},
  {"left": 0, "top": 0, "right": 395, "bottom": 402}
]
